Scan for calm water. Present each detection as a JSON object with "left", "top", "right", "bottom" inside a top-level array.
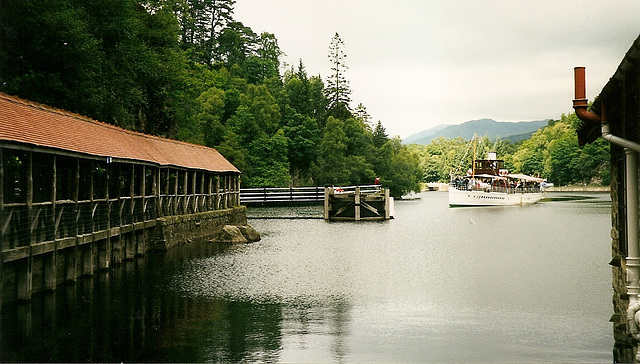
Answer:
[{"left": 1, "top": 192, "right": 613, "bottom": 362}]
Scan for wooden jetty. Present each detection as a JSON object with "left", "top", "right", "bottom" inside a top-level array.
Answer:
[
  {"left": 240, "top": 186, "right": 324, "bottom": 205},
  {"left": 324, "top": 186, "right": 393, "bottom": 221}
]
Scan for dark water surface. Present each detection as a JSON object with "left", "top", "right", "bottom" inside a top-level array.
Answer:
[{"left": 1, "top": 192, "right": 613, "bottom": 362}]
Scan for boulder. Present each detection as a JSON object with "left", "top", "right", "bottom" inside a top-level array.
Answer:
[
  {"left": 238, "top": 224, "right": 261, "bottom": 242},
  {"left": 211, "top": 225, "right": 248, "bottom": 244}
]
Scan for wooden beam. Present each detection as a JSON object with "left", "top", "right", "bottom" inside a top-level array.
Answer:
[{"left": 354, "top": 187, "right": 360, "bottom": 221}]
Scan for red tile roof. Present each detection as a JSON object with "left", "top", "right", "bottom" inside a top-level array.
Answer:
[{"left": 0, "top": 93, "right": 240, "bottom": 173}]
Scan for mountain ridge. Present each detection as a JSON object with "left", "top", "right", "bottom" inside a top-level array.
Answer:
[{"left": 404, "top": 118, "right": 549, "bottom": 145}]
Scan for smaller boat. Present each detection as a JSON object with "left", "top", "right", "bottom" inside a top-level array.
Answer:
[{"left": 449, "top": 146, "right": 547, "bottom": 207}]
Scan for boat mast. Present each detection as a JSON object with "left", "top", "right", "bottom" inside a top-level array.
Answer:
[{"left": 471, "top": 133, "right": 477, "bottom": 177}]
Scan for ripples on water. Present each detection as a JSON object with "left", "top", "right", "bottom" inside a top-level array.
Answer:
[
  {"left": 170, "top": 192, "right": 613, "bottom": 362},
  {"left": 1, "top": 192, "right": 613, "bottom": 363}
]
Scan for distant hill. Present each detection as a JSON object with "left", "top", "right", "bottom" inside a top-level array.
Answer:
[{"left": 404, "top": 118, "right": 549, "bottom": 145}]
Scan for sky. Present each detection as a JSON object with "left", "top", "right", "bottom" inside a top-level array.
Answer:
[{"left": 234, "top": 0, "right": 640, "bottom": 139}]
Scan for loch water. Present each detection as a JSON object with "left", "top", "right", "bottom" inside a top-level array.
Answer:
[{"left": 1, "top": 192, "right": 613, "bottom": 363}]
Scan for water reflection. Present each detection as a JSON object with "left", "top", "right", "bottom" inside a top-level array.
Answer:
[
  {"left": 1, "top": 243, "right": 287, "bottom": 363},
  {"left": 1, "top": 192, "right": 614, "bottom": 362}
]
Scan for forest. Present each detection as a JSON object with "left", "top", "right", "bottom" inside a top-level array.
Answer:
[
  {"left": 0, "top": 0, "right": 609, "bottom": 196},
  {"left": 414, "top": 112, "right": 610, "bottom": 187}
]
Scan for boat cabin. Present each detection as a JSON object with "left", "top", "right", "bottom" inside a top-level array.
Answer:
[{"left": 473, "top": 159, "right": 505, "bottom": 176}]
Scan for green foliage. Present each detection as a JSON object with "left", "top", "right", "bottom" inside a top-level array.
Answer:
[
  {"left": 0, "top": 2, "right": 435, "bottom": 194},
  {"left": 415, "top": 113, "right": 610, "bottom": 187}
]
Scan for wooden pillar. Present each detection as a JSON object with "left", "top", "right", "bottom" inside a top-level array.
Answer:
[
  {"left": 183, "top": 170, "right": 188, "bottom": 214},
  {"left": 153, "top": 167, "right": 160, "bottom": 217},
  {"left": 18, "top": 152, "right": 34, "bottom": 300},
  {"left": 129, "top": 164, "right": 135, "bottom": 219},
  {"left": 235, "top": 175, "right": 241, "bottom": 206},
  {"left": 27, "top": 151, "right": 33, "bottom": 244},
  {"left": 43, "top": 252, "right": 56, "bottom": 291},
  {"left": 207, "top": 173, "right": 213, "bottom": 211},
  {"left": 384, "top": 188, "right": 391, "bottom": 219},
  {"left": 199, "top": 172, "right": 205, "bottom": 212},
  {"left": 173, "top": 169, "right": 179, "bottom": 215},
  {"left": 141, "top": 165, "right": 146, "bottom": 221},
  {"left": 44, "top": 155, "right": 57, "bottom": 291},
  {"left": 215, "top": 175, "right": 220, "bottom": 210},
  {"left": 152, "top": 167, "right": 159, "bottom": 218},
  {"left": 224, "top": 175, "right": 229, "bottom": 209},
  {"left": 66, "top": 157, "right": 80, "bottom": 283},
  {"left": 324, "top": 187, "right": 330, "bottom": 220},
  {"left": 354, "top": 187, "right": 361, "bottom": 221}
]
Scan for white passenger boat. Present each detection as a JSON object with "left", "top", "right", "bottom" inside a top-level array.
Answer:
[{"left": 449, "top": 151, "right": 547, "bottom": 207}]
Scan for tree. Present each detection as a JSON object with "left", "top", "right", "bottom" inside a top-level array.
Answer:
[
  {"left": 312, "top": 116, "right": 350, "bottom": 185},
  {"left": 1, "top": 0, "right": 186, "bottom": 136},
  {"left": 246, "top": 129, "right": 290, "bottom": 187},
  {"left": 174, "top": 0, "right": 236, "bottom": 65},
  {"left": 372, "top": 121, "right": 389, "bottom": 148},
  {"left": 354, "top": 103, "right": 372, "bottom": 128},
  {"left": 216, "top": 21, "right": 257, "bottom": 68},
  {"left": 324, "top": 33, "right": 352, "bottom": 120},
  {"left": 376, "top": 138, "right": 422, "bottom": 197},
  {"left": 195, "top": 86, "right": 226, "bottom": 146},
  {"left": 284, "top": 113, "right": 319, "bottom": 184}
]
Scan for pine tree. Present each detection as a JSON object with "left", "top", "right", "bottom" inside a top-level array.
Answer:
[
  {"left": 372, "top": 121, "right": 389, "bottom": 148},
  {"left": 324, "top": 32, "right": 352, "bottom": 120}
]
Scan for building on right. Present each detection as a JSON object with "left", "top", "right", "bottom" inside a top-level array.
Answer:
[{"left": 574, "top": 34, "right": 640, "bottom": 363}]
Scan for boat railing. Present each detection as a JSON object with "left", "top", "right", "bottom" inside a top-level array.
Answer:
[{"left": 450, "top": 182, "right": 542, "bottom": 194}]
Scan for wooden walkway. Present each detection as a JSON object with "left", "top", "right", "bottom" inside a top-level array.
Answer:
[
  {"left": 240, "top": 186, "right": 325, "bottom": 205},
  {"left": 240, "top": 185, "right": 394, "bottom": 221}
]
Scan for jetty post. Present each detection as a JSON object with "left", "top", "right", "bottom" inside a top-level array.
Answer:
[{"left": 324, "top": 185, "right": 393, "bottom": 221}]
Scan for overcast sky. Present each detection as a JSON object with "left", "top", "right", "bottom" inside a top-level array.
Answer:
[{"left": 234, "top": 0, "right": 640, "bottom": 138}]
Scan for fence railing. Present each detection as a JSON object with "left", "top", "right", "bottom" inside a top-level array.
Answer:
[
  {"left": 240, "top": 185, "right": 382, "bottom": 205},
  {"left": 240, "top": 186, "right": 324, "bottom": 204}
]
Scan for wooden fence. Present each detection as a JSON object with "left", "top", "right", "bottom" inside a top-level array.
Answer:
[
  {"left": 240, "top": 186, "right": 325, "bottom": 205},
  {"left": 240, "top": 185, "right": 382, "bottom": 205}
]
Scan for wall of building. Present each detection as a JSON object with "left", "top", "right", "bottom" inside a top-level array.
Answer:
[{"left": 609, "top": 148, "right": 636, "bottom": 362}]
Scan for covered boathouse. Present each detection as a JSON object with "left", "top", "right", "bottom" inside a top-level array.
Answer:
[
  {"left": 0, "top": 92, "right": 243, "bottom": 303},
  {"left": 574, "top": 34, "right": 640, "bottom": 362}
]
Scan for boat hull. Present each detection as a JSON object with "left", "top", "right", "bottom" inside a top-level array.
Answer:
[{"left": 448, "top": 187, "right": 544, "bottom": 206}]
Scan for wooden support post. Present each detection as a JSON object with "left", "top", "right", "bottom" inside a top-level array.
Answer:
[
  {"left": 83, "top": 244, "right": 94, "bottom": 275},
  {"left": 67, "top": 157, "right": 79, "bottom": 283},
  {"left": 173, "top": 169, "right": 178, "bottom": 215},
  {"left": 43, "top": 252, "right": 56, "bottom": 291},
  {"left": 355, "top": 187, "right": 361, "bottom": 221},
  {"left": 384, "top": 188, "right": 390, "bottom": 219},
  {"left": 324, "top": 187, "right": 330, "bottom": 220},
  {"left": 65, "top": 247, "right": 78, "bottom": 283},
  {"left": 208, "top": 173, "right": 213, "bottom": 211},
  {"left": 27, "top": 152, "right": 33, "bottom": 244},
  {"left": 17, "top": 256, "right": 33, "bottom": 300},
  {"left": 130, "top": 165, "right": 135, "bottom": 219},
  {"left": 223, "top": 175, "right": 228, "bottom": 209},
  {"left": 215, "top": 176, "right": 220, "bottom": 210},
  {"left": 192, "top": 171, "right": 197, "bottom": 212},
  {"left": 236, "top": 175, "right": 241, "bottom": 206},
  {"left": 183, "top": 170, "right": 188, "bottom": 214}
]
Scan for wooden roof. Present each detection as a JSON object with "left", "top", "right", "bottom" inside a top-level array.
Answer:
[{"left": 0, "top": 93, "right": 240, "bottom": 174}]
